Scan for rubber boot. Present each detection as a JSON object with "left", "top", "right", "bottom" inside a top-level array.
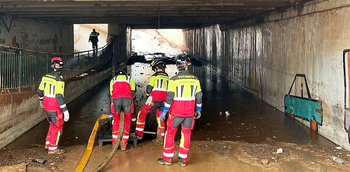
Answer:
[
  {"left": 178, "top": 157, "right": 187, "bottom": 167},
  {"left": 48, "top": 149, "right": 65, "bottom": 155},
  {"left": 157, "top": 158, "right": 172, "bottom": 166}
]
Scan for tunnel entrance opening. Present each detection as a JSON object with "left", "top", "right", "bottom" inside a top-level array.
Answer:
[
  {"left": 73, "top": 24, "right": 108, "bottom": 52},
  {"left": 130, "top": 29, "right": 184, "bottom": 61},
  {"left": 128, "top": 29, "right": 184, "bottom": 142}
]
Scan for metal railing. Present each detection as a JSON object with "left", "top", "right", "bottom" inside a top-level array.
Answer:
[
  {"left": 60, "top": 44, "right": 111, "bottom": 79},
  {"left": 0, "top": 43, "right": 113, "bottom": 91}
]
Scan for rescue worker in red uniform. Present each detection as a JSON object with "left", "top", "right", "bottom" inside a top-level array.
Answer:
[
  {"left": 110, "top": 69, "right": 136, "bottom": 150},
  {"left": 157, "top": 57, "right": 203, "bottom": 166},
  {"left": 37, "top": 57, "right": 69, "bottom": 155},
  {"left": 135, "top": 59, "right": 169, "bottom": 142}
]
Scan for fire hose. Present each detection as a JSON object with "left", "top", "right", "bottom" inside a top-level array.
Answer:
[{"left": 74, "top": 113, "right": 125, "bottom": 172}]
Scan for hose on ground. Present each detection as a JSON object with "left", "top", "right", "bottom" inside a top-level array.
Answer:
[
  {"left": 93, "top": 113, "right": 124, "bottom": 172},
  {"left": 73, "top": 113, "right": 124, "bottom": 172},
  {"left": 74, "top": 114, "right": 108, "bottom": 172}
]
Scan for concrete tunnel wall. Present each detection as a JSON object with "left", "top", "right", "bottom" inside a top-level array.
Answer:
[
  {"left": 0, "top": 22, "right": 131, "bottom": 149},
  {"left": 0, "top": 16, "right": 74, "bottom": 149},
  {"left": 109, "top": 24, "right": 132, "bottom": 71},
  {"left": 182, "top": 0, "right": 350, "bottom": 149},
  {"left": 0, "top": 15, "right": 73, "bottom": 53}
]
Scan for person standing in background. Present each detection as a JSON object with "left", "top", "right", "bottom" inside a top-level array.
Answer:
[{"left": 88, "top": 29, "right": 99, "bottom": 53}]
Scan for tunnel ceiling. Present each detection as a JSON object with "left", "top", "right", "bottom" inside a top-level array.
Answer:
[{"left": 0, "top": 0, "right": 299, "bottom": 29}]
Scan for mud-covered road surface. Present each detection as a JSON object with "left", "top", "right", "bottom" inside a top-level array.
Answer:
[{"left": 1, "top": 140, "right": 350, "bottom": 172}]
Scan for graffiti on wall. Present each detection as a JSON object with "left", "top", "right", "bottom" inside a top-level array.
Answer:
[
  {"left": 0, "top": 15, "right": 71, "bottom": 52},
  {"left": 12, "top": 36, "right": 19, "bottom": 48},
  {"left": 284, "top": 74, "right": 323, "bottom": 132},
  {"left": 0, "top": 15, "right": 14, "bottom": 33},
  {"left": 40, "top": 38, "right": 51, "bottom": 45},
  {"left": 19, "top": 31, "right": 29, "bottom": 49}
]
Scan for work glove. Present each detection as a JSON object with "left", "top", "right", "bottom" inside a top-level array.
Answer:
[
  {"left": 160, "top": 106, "right": 169, "bottom": 120},
  {"left": 195, "top": 111, "right": 201, "bottom": 119},
  {"left": 145, "top": 96, "right": 153, "bottom": 106},
  {"left": 39, "top": 101, "right": 43, "bottom": 108},
  {"left": 63, "top": 110, "right": 70, "bottom": 122},
  {"left": 195, "top": 105, "right": 202, "bottom": 119},
  {"left": 160, "top": 111, "right": 167, "bottom": 120}
]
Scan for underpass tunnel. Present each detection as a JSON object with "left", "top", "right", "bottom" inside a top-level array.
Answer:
[
  {"left": 1, "top": 0, "right": 350, "bottom": 171},
  {"left": 4, "top": 35, "right": 334, "bottom": 148}
]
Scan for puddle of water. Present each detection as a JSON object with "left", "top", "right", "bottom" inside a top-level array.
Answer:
[
  {"left": 191, "top": 65, "right": 336, "bottom": 148},
  {"left": 128, "top": 62, "right": 177, "bottom": 109},
  {"left": 6, "top": 80, "right": 111, "bottom": 149}
]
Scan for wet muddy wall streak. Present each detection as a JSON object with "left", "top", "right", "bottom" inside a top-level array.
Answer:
[{"left": 183, "top": 0, "right": 350, "bottom": 149}]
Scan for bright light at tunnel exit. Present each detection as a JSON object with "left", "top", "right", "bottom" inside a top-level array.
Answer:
[
  {"left": 131, "top": 29, "right": 185, "bottom": 58},
  {"left": 73, "top": 24, "right": 108, "bottom": 52}
]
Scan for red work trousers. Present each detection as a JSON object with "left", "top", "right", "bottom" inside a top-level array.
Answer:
[
  {"left": 163, "top": 114, "right": 194, "bottom": 163},
  {"left": 44, "top": 110, "right": 64, "bottom": 153},
  {"left": 135, "top": 101, "right": 165, "bottom": 138},
  {"left": 112, "top": 112, "right": 131, "bottom": 146},
  {"left": 111, "top": 98, "right": 132, "bottom": 146}
]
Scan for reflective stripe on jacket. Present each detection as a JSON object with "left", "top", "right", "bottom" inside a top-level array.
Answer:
[
  {"left": 165, "top": 71, "right": 202, "bottom": 117},
  {"left": 146, "top": 72, "right": 169, "bottom": 101},
  {"left": 37, "top": 72, "right": 66, "bottom": 112},
  {"left": 110, "top": 75, "right": 136, "bottom": 99}
]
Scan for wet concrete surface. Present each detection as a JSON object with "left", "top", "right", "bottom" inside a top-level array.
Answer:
[
  {"left": 191, "top": 67, "right": 335, "bottom": 147},
  {"left": 5, "top": 79, "right": 111, "bottom": 149}
]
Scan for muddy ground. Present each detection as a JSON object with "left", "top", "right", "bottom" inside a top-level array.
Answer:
[{"left": 1, "top": 140, "right": 350, "bottom": 172}]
